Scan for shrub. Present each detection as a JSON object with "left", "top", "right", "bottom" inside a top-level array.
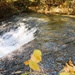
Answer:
[{"left": 0, "top": 1, "right": 16, "bottom": 19}]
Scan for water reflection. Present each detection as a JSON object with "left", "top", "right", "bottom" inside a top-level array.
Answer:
[{"left": 35, "top": 14, "right": 75, "bottom": 52}]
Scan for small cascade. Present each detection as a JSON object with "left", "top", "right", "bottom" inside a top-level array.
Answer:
[
  {"left": 0, "top": 15, "right": 47, "bottom": 58},
  {"left": 0, "top": 22, "right": 36, "bottom": 58}
]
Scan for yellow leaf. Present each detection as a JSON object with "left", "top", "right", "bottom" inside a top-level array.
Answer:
[
  {"left": 70, "top": 72, "right": 75, "bottom": 75},
  {"left": 69, "top": 60, "right": 74, "bottom": 67},
  {"left": 60, "top": 60, "right": 75, "bottom": 75},
  {"left": 31, "top": 49, "right": 42, "bottom": 63},
  {"left": 24, "top": 60, "right": 30, "bottom": 65},
  {"left": 60, "top": 72, "right": 70, "bottom": 75},
  {"left": 66, "top": 63, "right": 75, "bottom": 73},
  {"left": 63, "top": 66, "right": 69, "bottom": 72},
  {"left": 33, "top": 49, "right": 42, "bottom": 56},
  {"left": 29, "top": 60, "right": 40, "bottom": 72},
  {"left": 31, "top": 54, "right": 42, "bottom": 63},
  {"left": 24, "top": 50, "right": 42, "bottom": 72}
]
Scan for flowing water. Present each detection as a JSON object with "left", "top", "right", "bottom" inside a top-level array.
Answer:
[
  {"left": 0, "top": 13, "right": 75, "bottom": 75},
  {"left": 0, "top": 14, "right": 47, "bottom": 58},
  {"left": 35, "top": 15, "right": 75, "bottom": 51}
]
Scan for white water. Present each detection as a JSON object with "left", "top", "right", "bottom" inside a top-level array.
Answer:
[
  {"left": 0, "top": 22, "right": 36, "bottom": 58},
  {"left": 0, "top": 16, "right": 47, "bottom": 58}
]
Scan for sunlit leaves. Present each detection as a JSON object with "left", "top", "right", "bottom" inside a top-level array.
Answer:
[
  {"left": 24, "top": 49, "right": 42, "bottom": 72},
  {"left": 60, "top": 60, "right": 75, "bottom": 75}
]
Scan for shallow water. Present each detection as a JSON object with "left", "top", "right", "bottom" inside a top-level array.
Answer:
[
  {"left": 0, "top": 13, "right": 75, "bottom": 75},
  {"left": 0, "top": 13, "right": 75, "bottom": 58},
  {"left": 34, "top": 14, "right": 75, "bottom": 52}
]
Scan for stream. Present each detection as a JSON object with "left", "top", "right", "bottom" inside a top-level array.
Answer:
[
  {"left": 0, "top": 13, "right": 47, "bottom": 58},
  {"left": 0, "top": 13, "right": 75, "bottom": 75}
]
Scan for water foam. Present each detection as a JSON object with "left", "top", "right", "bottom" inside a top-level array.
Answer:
[{"left": 0, "top": 23, "right": 36, "bottom": 58}]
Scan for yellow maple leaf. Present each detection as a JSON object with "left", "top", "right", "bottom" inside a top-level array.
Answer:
[
  {"left": 31, "top": 49, "right": 42, "bottom": 63},
  {"left": 66, "top": 63, "right": 75, "bottom": 73},
  {"left": 33, "top": 49, "right": 42, "bottom": 56},
  {"left": 69, "top": 60, "right": 74, "bottom": 67},
  {"left": 24, "top": 49, "right": 42, "bottom": 72},
  {"left": 60, "top": 72, "right": 70, "bottom": 75},
  {"left": 29, "top": 60, "right": 40, "bottom": 72}
]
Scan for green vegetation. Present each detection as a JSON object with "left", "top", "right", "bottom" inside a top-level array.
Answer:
[
  {"left": 0, "top": 0, "right": 30, "bottom": 19},
  {"left": 0, "top": 0, "right": 75, "bottom": 19}
]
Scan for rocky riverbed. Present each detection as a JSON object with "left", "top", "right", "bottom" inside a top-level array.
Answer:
[{"left": 0, "top": 39, "right": 75, "bottom": 75}]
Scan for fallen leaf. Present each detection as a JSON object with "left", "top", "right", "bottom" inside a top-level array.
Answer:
[
  {"left": 29, "top": 60, "right": 40, "bottom": 72},
  {"left": 24, "top": 49, "right": 42, "bottom": 72},
  {"left": 24, "top": 60, "right": 30, "bottom": 65},
  {"left": 66, "top": 63, "right": 75, "bottom": 73},
  {"left": 60, "top": 60, "right": 75, "bottom": 75},
  {"left": 69, "top": 60, "right": 74, "bottom": 67},
  {"left": 63, "top": 66, "right": 69, "bottom": 72},
  {"left": 33, "top": 49, "right": 42, "bottom": 56},
  {"left": 60, "top": 72, "right": 70, "bottom": 75},
  {"left": 31, "top": 49, "right": 42, "bottom": 63}
]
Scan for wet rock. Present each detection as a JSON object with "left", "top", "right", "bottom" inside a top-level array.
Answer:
[{"left": 56, "top": 57, "right": 64, "bottom": 63}]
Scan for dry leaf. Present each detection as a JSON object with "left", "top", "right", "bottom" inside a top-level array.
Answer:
[
  {"left": 60, "top": 72, "right": 70, "bottom": 75},
  {"left": 60, "top": 60, "right": 75, "bottom": 75},
  {"left": 63, "top": 66, "right": 69, "bottom": 72},
  {"left": 69, "top": 60, "right": 74, "bottom": 67},
  {"left": 66, "top": 63, "right": 75, "bottom": 73}
]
